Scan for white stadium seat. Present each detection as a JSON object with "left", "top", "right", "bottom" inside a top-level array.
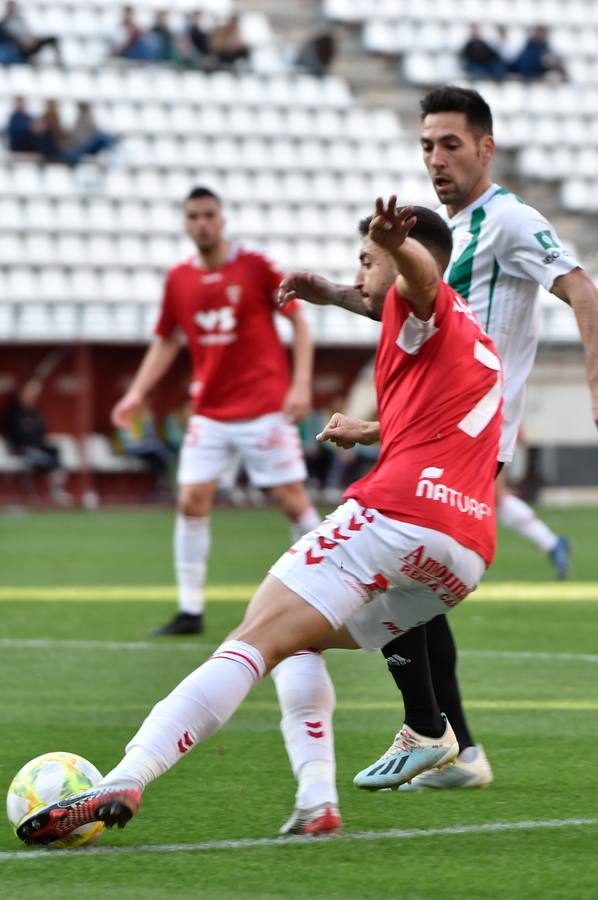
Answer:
[{"left": 1, "top": 0, "right": 593, "bottom": 347}]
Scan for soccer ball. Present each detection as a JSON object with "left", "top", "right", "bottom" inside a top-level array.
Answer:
[{"left": 6, "top": 751, "right": 105, "bottom": 848}]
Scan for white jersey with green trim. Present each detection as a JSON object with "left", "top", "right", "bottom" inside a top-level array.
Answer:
[{"left": 437, "top": 183, "right": 580, "bottom": 462}]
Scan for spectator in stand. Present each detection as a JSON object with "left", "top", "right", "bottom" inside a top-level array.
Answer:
[
  {"left": 295, "top": 31, "right": 337, "bottom": 78},
  {"left": 0, "top": 1, "right": 61, "bottom": 65},
  {"left": 512, "top": 25, "right": 567, "bottom": 81},
  {"left": 459, "top": 24, "right": 506, "bottom": 80},
  {"left": 495, "top": 24, "right": 520, "bottom": 71},
  {"left": 181, "top": 10, "right": 217, "bottom": 70},
  {"left": 6, "top": 96, "right": 36, "bottom": 153},
  {"left": 145, "top": 10, "right": 177, "bottom": 62},
  {"left": 112, "top": 6, "right": 151, "bottom": 61},
  {"left": 187, "top": 11, "right": 211, "bottom": 58},
  {"left": 32, "top": 99, "right": 66, "bottom": 162},
  {"left": 4, "top": 381, "right": 72, "bottom": 507},
  {"left": 62, "top": 102, "right": 117, "bottom": 166},
  {"left": 210, "top": 14, "right": 250, "bottom": 69}
]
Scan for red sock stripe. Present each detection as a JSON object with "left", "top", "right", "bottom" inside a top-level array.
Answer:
[{"left": 210, "top": 650, "right": 261, "bottom": 679}]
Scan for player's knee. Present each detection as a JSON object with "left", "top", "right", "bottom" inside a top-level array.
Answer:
[
  {"left": 271, "top": 482, "right": 308, "bottom": 518},
  {"left": 178, "top": 486, "right": 213, "bottom": 518}
]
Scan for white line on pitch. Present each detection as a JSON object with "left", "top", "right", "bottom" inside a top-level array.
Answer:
[
  {"left": 462, "top": 649, "right": 598, "bottom": 664},
  {"left": 1, "top": 638, "right": 598, "bottom": 664},
  {"left": 1, "top": 817, "right": 597, "bottom": 862},
  {"left": 0, "top": 638, "right": 214, "bottom": 652}
]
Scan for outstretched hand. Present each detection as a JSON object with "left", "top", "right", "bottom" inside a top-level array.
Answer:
[
  {"left": 316, "top": 413, "right": 379, "bottom": 450},
  {"left": 368, "top": 196, "right": 417, "bottom": 255},
  {"left": 277, "top": 272, "right": 336, "bottom": 310}
]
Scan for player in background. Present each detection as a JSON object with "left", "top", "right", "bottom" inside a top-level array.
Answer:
[
  {"left": 112, "top": 186, "right": 319, "bottom": 636},
  {"left": 279, "top": 86, "right": 598, "bottom": 791},
  {"left": 17, "top": 200, "right": 503, "bottom": 845}
]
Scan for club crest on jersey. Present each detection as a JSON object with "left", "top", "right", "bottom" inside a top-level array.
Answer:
[
  {"left": 415, "top": 467, "right": 492, "bottom": 520},
  {"left": 226, "top": 284, "right": 242, "bottom": 305}
]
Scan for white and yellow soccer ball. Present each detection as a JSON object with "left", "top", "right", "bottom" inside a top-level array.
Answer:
[{"left": 6, "top": 751, "right": 105, "bottom": 848}]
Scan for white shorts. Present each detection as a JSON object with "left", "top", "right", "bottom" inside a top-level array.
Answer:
[
  {"left": 178, "top": 412, "right": 307, "bottom": 488},
  {"left": 269, "top": 498, "right": 486, "bottom": 651}
]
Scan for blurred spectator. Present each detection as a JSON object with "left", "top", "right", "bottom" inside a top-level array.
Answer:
[
  {"left": 6, "top": 96, "right": 36, "bottom": 153},
  {"left": 62, "top": 102, "right": 117, "bottom": 166},
  {"left": 295, "top": 31, "right": 337, "bottom": 78},
  {"left": 181, "top": 10, "right": 218, "bottom": 69},
  {"left": 210, "top": 14, "right": 250, "bottom": 69},
  {"left": 31, "top": 99, "right": 65, "bottom": 162},
  {"left": 4, "top": 381, "right": 72, "bottom": 507},
  {"left": 116, "top": 403, "right": 175, "bottom": 499},
  {"left": 0, "top": 1, "right": 61, "bottom": 65},
  {"left": 145, "top": 10, "right": 177, "bottom": 63},
  {"left": 112, "top": 5, "right": 152, "bottom": 61},
  {"left": 495, "top": 25, "right": 520, "bottom": 69},
  {"left": 460, "top": 24, "right": 506, "bottom": 80},
  {"left": 6, "top": 98, "right": 117, "bottom": 165},
  {"left": 187, "top": 10, "right": 211, "bottom": 59},
  {"left": 512, "top": 26, "right": 566, "bottom": 81}
]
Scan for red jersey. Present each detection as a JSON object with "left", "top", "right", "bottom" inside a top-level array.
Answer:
[
  {"left": 154, "top": 246, "right": 298, "bottom": 420},
  {"left": 348, "top": 281, "right": 503, "bottom": 566}
]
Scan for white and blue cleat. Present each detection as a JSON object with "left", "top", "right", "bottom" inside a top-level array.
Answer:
[
  {"left": 353, "top": 714, "right": 458, "bottom": 791},
  {"left": 399, "top": 744, "right": 493, "bottom": 791}
]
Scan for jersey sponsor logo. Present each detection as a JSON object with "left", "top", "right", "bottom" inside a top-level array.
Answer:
[
  {"left": 195, "top": 308, "right": 237, "bottom": 332},
  {"left": 542, "top": 249, "right": 570, "bottom": 265},
  {"left": 195, "top": 307, "right": 238, "bottom": 345},
  {"left": 200, "top": 272, "right": 223, "bottom": 283},
  {"left": 386, "top": 652, "right": 411, "bottom": 667},
  {"left": 382, "top": 622, "right": 404, "bottom": 636},
  {"left": 415, "top": 467, "right": 492, "bottom": 521},
  {"left": 534, "top": 229, "right": 559, "bottom": 251},
  {"left": 399, "top": 544, "right": 472, "bottom": 607}
]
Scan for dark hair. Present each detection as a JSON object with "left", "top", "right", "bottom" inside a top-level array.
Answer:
[
  {"left": 358, "top": 206, "right": 453, "bottom": 270},
  {"left": 185, "top": 186, "right": 222, "bottom": 205},
  {"left": 420, "top": 86, "right": 493, "bottom": 136}
]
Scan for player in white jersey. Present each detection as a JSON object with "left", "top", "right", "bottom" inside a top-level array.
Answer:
[
  {"left": 438, "top": 148, "right": 575, "bottom": 579},
  {"left": 369, "top": 85, "right": 598, "bottom": 790},
  {"left": 279, "top": 87, "right": 598, "bottom": 791}
]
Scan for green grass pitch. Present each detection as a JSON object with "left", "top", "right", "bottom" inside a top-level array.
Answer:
[{"left": 1, "top": 506, "right": 597, "bottom": 899}]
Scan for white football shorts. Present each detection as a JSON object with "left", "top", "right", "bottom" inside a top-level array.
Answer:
[
  {"left": 178, "top": 411, "right": 307, "bottom": 488},
  {"left": 269, "top": 498, "right": 486, "bottom": 650}
]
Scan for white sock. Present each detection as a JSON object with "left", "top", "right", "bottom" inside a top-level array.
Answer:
[
  {"left": 174, "top": 514, "right": 210, "bottom": 614},
  {"left": 498, "top": 494, "right": 558, "bottom": 553},
  {"left": 102, "top": 640, "right": 265, "bottom": 791},
  {"left": 289, "top": 505, "right": 320, "bottom": 543},
  {"left": 272, "top": 651, "right": 337, "bottom": 810}
]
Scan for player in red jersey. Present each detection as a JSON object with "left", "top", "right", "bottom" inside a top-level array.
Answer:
[
  {"left": 18, "top": 199, "right": 502, "bottom": 846},
  {"left": 111, "top": 186, "right": 319, "bottom": 636}
]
